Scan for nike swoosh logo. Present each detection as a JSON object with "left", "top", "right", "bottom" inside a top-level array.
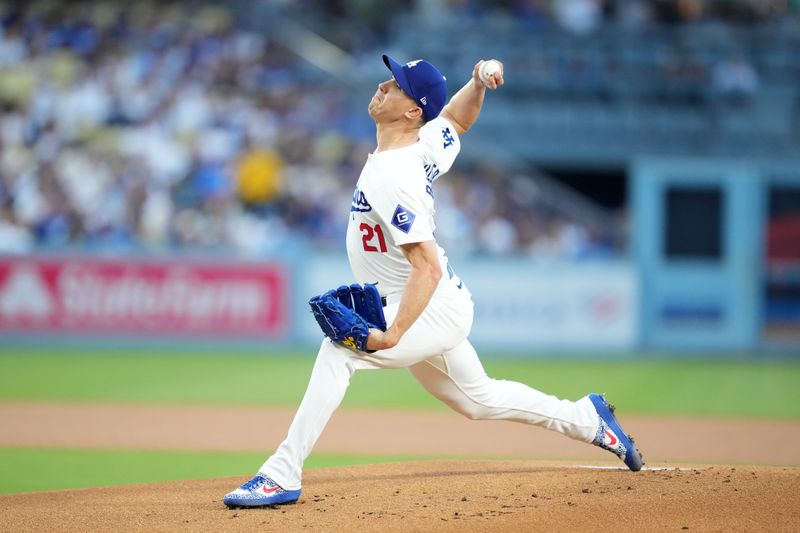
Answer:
[
  {"left": 605, "top": 429, "right": 618, "bottom": 446},
  {"left": 263, "top": 485, "right": 281, "bottom": 494}
]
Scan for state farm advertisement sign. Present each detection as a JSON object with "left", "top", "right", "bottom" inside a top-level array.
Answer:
[{"left": 0, "top": 256, "right": 288, "bottom": 337}]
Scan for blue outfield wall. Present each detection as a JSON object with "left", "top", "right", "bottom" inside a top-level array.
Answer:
[
  {"left": 632, "top": 157, "right": 800, "bottom": 355},
  {"left": 0, "top": 248, "right": 795, "bottom": 355},
  {"left": 0, "top": 244, "right": 793, "bottom": 355}
]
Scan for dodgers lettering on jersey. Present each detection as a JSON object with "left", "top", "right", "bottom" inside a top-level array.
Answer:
[
  {"left": 345, "top": 116, "right": 461, "bottom": 296},
  {"left": 423, "top": 161, "right": 439, "bottom": 198},
  {"left": 351, "top": 187, "right": 372, "bottom": 212}
]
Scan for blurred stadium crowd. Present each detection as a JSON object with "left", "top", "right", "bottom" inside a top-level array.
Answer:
[
  {"left": 0, "top": 1, "right": 797, "bottom": 258},
  {"left": 313, "top": 0, "right": 800, "bottom": 47}
]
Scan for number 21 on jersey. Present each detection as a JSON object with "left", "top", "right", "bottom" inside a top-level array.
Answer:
[{"left": 360, "top": 223, "right": 387, "bottom": 252}]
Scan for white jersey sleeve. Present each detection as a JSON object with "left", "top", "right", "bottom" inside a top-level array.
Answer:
[
  {"left": 418, "top": 116, "right": 461, "bottom": 179},
  {"left": 370, "top": 166, "right": 435, "bottom": 246}
]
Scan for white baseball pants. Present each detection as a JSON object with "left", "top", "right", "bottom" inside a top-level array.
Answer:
[{"left": 261, "top": 281, "right": 599, "bottom": 490}]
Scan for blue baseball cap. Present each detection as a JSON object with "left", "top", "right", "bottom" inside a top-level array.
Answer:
[{"left": 382, "top": 54, "right": 447, "bottom": 122}]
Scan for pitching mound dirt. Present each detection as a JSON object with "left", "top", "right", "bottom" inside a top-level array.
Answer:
[{"left": 2, "top": 460, "right": 798, "bottom": 532}]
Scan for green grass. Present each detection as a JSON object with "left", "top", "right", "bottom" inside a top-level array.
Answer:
[
  {"left": 0, "top": 448, "right": 430, "bottom": 495},
  {"left": 1, "top": 350, "right": 798, "bottom": 495},
  {"left": 1, "top": 349, "right": 799, "bottom": 419}
]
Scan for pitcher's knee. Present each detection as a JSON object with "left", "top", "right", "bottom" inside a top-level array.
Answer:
[{"left": 435, "top": 394, "right": 491, "bottom": 420}]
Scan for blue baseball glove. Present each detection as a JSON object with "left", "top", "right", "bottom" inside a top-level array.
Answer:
[{"left": 309, "top": 283, "right": 387, "bottom": 353}]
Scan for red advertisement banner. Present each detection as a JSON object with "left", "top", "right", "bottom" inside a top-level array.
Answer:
[{"left": 0, "top": 256, "right": 288, "bottom": 337}]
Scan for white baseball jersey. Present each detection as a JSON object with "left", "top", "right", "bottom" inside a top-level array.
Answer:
[{"left": 346, "top": 116, "right": 461, "bottom": 296}]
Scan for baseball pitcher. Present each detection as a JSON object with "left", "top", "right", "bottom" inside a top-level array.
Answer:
[{"left": 224, "top": 55, "right": 644, "bottom": 508}]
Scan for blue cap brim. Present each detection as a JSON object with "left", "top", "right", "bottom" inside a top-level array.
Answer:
[{"left": 382, "top": 54, "right": 416, "bottom": 101}]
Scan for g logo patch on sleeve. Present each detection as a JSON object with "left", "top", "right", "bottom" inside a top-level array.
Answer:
[{"left": 391, "top": 205, "right": 416, "bottom": 233}]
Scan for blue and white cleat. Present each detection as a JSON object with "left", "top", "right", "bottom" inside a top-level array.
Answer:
[
  {"left": 588, "top": 393, "right": 644, "bottom": 472},
  {"left": 223, "top": 473, "right": 301, "bottom": 508}
]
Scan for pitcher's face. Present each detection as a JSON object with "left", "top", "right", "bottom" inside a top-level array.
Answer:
[{"left": 368, "top": 77, "right": 419, "bottom": 123}]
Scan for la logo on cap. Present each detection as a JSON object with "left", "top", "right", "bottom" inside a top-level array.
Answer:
[{"left": 406, "top": 60, "right": 422, "bottom": 68}]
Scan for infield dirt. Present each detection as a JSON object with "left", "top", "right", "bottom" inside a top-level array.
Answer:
[
  {"left": 1, "top": 404, "right": 799, "bottom": 531},
  {"left": 1, "top": 460, "right": 799, "bottom": 532}
]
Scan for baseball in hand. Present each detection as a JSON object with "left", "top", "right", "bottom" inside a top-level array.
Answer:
[{"left": 478, "top": 60, "right": 502, "bottom": 86}]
